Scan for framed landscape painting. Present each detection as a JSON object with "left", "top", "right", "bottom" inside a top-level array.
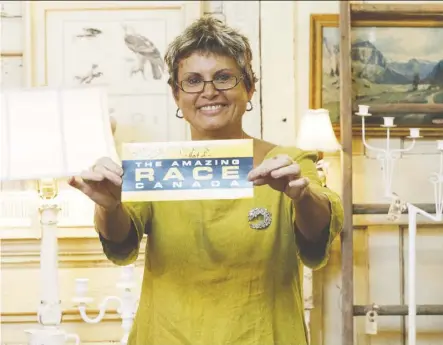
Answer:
[{"left": 310, "top": 14, "right": 443, "bottom": 137}]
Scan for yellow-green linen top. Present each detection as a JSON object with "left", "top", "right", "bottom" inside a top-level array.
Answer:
[{"left": 99, "top": 146, "right": 344, "bottom": 345}]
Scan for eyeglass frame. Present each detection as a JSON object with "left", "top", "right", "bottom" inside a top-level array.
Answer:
[{"left": 176, "top": 74, "right": 245, "bottom": 94}]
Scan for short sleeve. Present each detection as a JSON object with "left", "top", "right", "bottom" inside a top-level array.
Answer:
[
  {"left": 99, "top": 202, "right": 152, "bottom": 266},
  {"left": 288, "top": 148, "right": 344, "bottom": 270}
]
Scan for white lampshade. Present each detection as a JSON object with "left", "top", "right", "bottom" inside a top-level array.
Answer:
[
  {"left": 0, "top": 85, "right": 118, "bottom": 181},
  {"left": 295, "top": 109, "right": 341, "bottom": 152}
]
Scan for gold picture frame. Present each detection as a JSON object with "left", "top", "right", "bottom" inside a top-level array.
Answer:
[{"left": 309, "top": 14, "right": 443, "bottom": 137}]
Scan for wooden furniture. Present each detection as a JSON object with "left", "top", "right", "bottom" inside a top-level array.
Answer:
[{"left": 338, "top": 2, "right": 443, "bottom": 344}]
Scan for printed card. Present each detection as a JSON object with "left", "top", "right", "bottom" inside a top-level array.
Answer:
[{"left": 121, "top": 139, "right": 254, "bottom": 202}]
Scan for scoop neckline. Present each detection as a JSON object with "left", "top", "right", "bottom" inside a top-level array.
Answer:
[{"left": 263, "top": 144, "right": 283, "bottom": 159}]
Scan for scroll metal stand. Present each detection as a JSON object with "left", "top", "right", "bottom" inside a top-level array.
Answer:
[
  {"left": 406, "top": 144, "right": 443, "bottom": 345},
  {"left": 25, "top": 178, "right": 80, "bottom": 345},
  {"left": 355, "top": 105, "right": 420, "bottom": 202},
  {"left": 355, "top": 105, "right": 443, "bottom": 345},
  {"left": 73, "top": 264, "right": 139, "bottom": 345}
]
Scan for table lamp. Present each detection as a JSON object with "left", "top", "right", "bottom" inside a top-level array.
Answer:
[
  {"left": 0, "top": 85, "right": 118, "bottom": 345},
  {"left": 295, "top": 108, "right": 341, "bottom": 186}
]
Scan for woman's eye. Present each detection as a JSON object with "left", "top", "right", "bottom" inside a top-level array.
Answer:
[
  {"left": 215, "top": 74, "right": 231, "bottom": 82},
  {"left": 187, "top": 78, "right": 202, "bottom": 85}
]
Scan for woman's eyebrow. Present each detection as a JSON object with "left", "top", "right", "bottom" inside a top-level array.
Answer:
[{"left": 181, "top": 68, "right": 235, "bottom": 78}]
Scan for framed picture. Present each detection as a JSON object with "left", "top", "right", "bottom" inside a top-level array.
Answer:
[
  {"left": 310, "top": 14, "right": 443, "bottom": 137},
  {"left": 24, "top": 1, "right": 202, "bottom": 154},
  {"left": 1, "top": 1, "right": 24, "bottom": 89},
  {"left": 1, "top": 1, "right": 27, "bottom": 191}
]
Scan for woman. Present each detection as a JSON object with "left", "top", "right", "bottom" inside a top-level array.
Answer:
[{"left": 69, "top": 16, "right": 344, "bottom": 345}]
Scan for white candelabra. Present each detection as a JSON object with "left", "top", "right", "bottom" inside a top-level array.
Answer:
[
  {"left": 73, "top": 264, "right": 139, "bottom": 345},
  {"left": 356, "top": 105, "right": 443, "bottom": 345},
  {"left": 355, "top": 104, "right": 421, "bottom": 198}
]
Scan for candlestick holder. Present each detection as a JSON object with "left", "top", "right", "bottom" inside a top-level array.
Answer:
[
  {"left": 73, "top": 264, "right": 139, "bottom": 345},
  {"left": 358, "top": 116, "right": 443, "bottom": 345},
  {"left": 405, "top": 143, "right": 443, "bottom": 345},
  {"left": 355, "top": 105, "right": 421, "bottom": 199}
]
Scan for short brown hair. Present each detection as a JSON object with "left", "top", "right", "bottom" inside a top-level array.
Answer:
[{"left": 164, "top": 15, "right": 258, "bottom": 92}]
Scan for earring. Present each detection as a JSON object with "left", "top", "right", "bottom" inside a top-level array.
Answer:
[
  {"left": 246, "top": 101, "right": 253, "bottom": 112},
  {"left": 176, "top": 108, "right": 183, "bottom": 119}
]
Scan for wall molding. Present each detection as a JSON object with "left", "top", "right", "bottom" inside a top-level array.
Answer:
[
  {"left": 0, "top": 190, "right": 96, "bottom": 232},
  {"left": 1, "top": 236, "right": 147, "bottom": 268},
  {"left": 1, "top": 309, "right": 120, "bottom": 324}
]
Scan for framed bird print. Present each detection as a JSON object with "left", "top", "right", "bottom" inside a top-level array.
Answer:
[{"left": 24, "top": 1, "right": 202, "bottom": 155}]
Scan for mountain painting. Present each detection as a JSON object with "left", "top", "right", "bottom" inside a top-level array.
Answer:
[{"left": 310, "top": 15, "right": 443, "bottom": 134}]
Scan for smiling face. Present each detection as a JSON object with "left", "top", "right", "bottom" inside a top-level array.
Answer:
[{"left": 173, "top": 52, "right": 254, "bottom": 140}]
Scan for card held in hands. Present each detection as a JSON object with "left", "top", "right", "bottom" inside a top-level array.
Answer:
[{"left": 121, "top": 139, "right": 254, "bottom": 202}]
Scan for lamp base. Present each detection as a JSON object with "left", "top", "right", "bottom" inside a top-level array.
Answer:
[{"left": 25, "top": 327, "right": 80, "bottom": 345}]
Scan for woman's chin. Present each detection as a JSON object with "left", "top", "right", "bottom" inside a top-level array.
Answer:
[
  {"left": 197, "top": 117, "right": 230, "bottom": 131},
  {"left": 192, "top": 121, "right": 234, "bottom": 138}
]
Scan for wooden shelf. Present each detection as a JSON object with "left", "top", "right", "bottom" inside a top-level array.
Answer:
[
  {"left": 354, "top": 304, "right": 443, "bottom": 316},
  {"left": 339, "top": 2, "right": 443, "bottom": 343},
  {"left": 353, "top": 203, "right": 436, "bottom": 215}
]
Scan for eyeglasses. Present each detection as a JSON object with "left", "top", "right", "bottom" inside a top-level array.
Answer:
[{"left": 178, "top": 74, "right": 244, "bottom": 94}]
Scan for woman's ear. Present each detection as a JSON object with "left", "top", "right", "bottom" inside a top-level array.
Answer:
[
  {"left": 171, "top": 84, "right": 180, "bottom": 107},
  {"left": 109, "top": 116, "right": 117, "bottom": 134},
  {"left": 247, "top": 85, "right": 256, "bottom": 102},
  {"left": 168, "top": 77, "right": 180, "bottom": 106},
  {"left": 173, "top": 89, "right": 180, "bottom": 106}
]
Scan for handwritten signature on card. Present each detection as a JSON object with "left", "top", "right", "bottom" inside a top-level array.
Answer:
[{"left": 127, "top": 146, "right": 212, "bottom": 160}]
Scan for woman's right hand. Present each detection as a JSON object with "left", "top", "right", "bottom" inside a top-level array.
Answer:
[
  {"left": 67, "top": 157, "right": 124, "bottom": 211},
  {"left": 67, "top": 116, "right": 122, "bottom": 211}
]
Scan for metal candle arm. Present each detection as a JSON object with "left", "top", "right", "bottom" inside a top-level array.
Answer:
[
  {"left": 356, "top": 106, "right": 420, "bottom": 199},
  {"left": 358, "top": 153, "right": 443, "bottom": 345},
  {"left": 405, "top": 149, "right": 443, "bottom": 345},
  {"left": 74, "top": 265, "right": 140, "bottom": 345}
]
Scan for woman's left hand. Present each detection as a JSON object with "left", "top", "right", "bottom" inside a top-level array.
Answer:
[{"left": 247, "top": 154, "right": 310, "bottom": 201}]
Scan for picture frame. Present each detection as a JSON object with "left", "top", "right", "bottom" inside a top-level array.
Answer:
[
  {"left": 1, "top": 53, "right": 24, "bottom": 88},
  {"left": 1, "top": 1, "right": 25, "bottom": 89},
  {"left": 309, "top": 13, "right": 443, "bottom": 137},
  {"left": 24, "top": 1, "right": 202, "bottom": 152},
  {"left": 1, "top": 2, "right": 26, "bottom": 191}
]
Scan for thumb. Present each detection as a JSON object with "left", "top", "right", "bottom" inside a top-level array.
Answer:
[{"left": 67, "top": 176, "right": 89, "bottom": 193}]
